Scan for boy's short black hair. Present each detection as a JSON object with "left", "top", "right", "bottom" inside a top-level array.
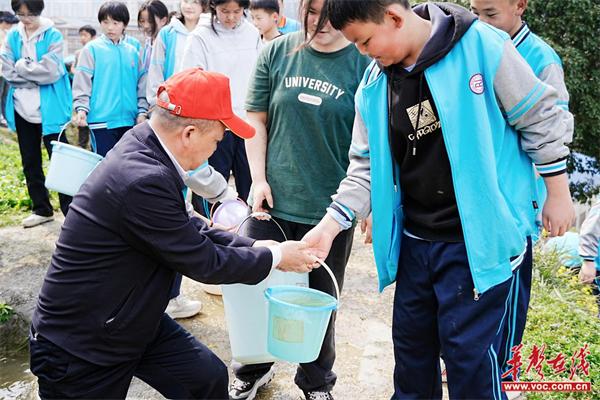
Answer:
[
  {"left": 79, "top": 25, "right": 97, "bottom": 37},
  {"left": 250, "top": 0, "right": 279, "bottom": 14},
  {"left": 98, "top": 1, "right": 130, "bottom": 26},
  {"left": 11, "top": 0, "right": 45, "bottom": 15},
  {"left": 326, "top": 0, "right": 410, "bottom": 30}
]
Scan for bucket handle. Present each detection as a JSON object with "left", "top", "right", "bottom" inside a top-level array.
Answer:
[
  {"left": 315, "top": 258, "right": 340, "bottom": 305},
  {"left": 236, "top": 212, "right": 288, "bottom": 241},
  {"left": 54, "top": 122, "right": 70, "bottom": 148},
  {"left": 57, "top": 122, "right": 99, "bottom": 154},
  {"left": 236, "top": 213, "right": 340, "bottom": 305}
]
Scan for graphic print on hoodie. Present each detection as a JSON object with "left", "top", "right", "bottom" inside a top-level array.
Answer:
[{"left": 384, "top": 3, "right": 476, "bottom": 242}]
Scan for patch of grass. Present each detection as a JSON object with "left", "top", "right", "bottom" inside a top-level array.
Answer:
[
  {"left": 0, "top": 128, "right": 60, "bottom": 227},
  {"left": 0, "top": 303, "right": 14, "bottom": 324},
  {"left": 520, "top": 247, "right": 599, "bottom": 399}
]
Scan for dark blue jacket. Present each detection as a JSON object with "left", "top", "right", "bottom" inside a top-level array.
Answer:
[{"left": 32, "top": 122, "right": 272, "bottom": 365}]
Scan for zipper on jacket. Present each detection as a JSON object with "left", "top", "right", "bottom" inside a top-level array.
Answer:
[
  {"left": 387, "top": 71, "right": 399, "bottom": 192},
  {"left": 424, "top": 69, "right": 484, "bottom": 297}
]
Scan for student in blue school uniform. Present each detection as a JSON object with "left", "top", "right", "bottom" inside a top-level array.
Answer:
[
  {"left": 147, "top": 0, "right": 205, "bottom": 108},
  {"left": 72, "top": 1, "right": 148, "bottom": 157},
  {"left": 304, "top": 1, "right": 575, "bottom": 399},
  {"left": 137, "top": 0, "right": 169, "bottom": 73},
  {"left": 1, "top": 0, "right": 72, "bottom": 227},
  {"left": 250, "top": 0, "right": 283, "bottom": 42},
  {"left": 579, "top": 201, "right": 600, "bottom": 318},
  {"left": 276, "top": 0, "right": 300, "bottom": 33},
  {"left": 470, "top": 0, "right": 573, "bottom": 379}
]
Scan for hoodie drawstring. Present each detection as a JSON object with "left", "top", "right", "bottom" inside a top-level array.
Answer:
[
  {"left": 412, "top": 73, "right": 424, "bottom": 157},
  {"left": 388, "top": 69, "right": 399, "bottom": 192}
]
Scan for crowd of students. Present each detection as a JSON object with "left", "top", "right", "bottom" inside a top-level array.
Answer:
[
  {"left": 0, "top": 0, "right": 596, "bottom": 400},
  {"left": 0, "top": 0, "right": 302, "bottom": 324}
]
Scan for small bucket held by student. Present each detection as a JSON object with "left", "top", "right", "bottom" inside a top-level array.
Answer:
[
  {"left": 264, "top": 259, "right": 339, "bottom": 363},
  {"left": 45, "top": 124, "right": 103, "bottom": 196}
]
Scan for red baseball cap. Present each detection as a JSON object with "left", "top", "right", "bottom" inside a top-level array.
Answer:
[{"left": 156, "top": 68, "right": 255, "bottom": 139}]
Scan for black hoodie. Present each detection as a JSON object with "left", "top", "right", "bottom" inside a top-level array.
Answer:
[{"left": 383, "top": 3, "right": 476, "bottom": 242}]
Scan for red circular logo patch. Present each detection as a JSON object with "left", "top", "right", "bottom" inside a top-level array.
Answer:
[{"left": 469, "top": 73, "right": 484, "bottom": 95}]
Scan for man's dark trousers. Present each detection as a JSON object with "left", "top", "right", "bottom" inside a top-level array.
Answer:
[{"left": 30, "top": 314, "right": 228, "bottom": 399}]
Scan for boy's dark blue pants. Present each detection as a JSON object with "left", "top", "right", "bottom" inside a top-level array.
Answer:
[
  {"left": 498, "top": 237, "right": 533, "bottom": 379},
  {"left": 392, "top": 234, "right": 531, "bottom": 400},
  {"left": 30, "top": 314, "right": 228, "bottom": 399}
]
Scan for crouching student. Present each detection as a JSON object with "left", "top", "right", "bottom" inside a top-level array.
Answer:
[
  {"left": 1, "top": 0, "right": 72, "bottom": 226},
  {"left": 29, "top": 68, "right": 321, "bottom": 399},
  {"left": 304, "top": 1, "right": 574, "bottom": 399},
  {"left": 73, "top": 1, "right": 148, "bottom": 157}
]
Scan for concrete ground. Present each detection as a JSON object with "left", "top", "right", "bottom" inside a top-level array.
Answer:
[
  {"left": 128, "top": 234, "right": 399, "bottom": 399},
  {"left": 1, "top": 220, "right": 451, "bottom": 400}
]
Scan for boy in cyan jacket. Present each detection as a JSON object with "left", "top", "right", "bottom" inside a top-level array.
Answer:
[
  {"left": 304, "top": 1, "right": 574, "bottom": 399},
  {"left": 1, "top": 0, "right": 72, "bottom": 227},
  {"left": 73, "top": 1, "right": 148, "bottom": 157},
  {"left": 470, "top": 0, "right": 572, "bottom": 378}
]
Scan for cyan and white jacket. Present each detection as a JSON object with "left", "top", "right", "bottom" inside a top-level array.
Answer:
[
  {"left": 331, "top": 19, "right": 573, "bottom": 295},
  {"left": 147, "top": 17, "right": 194, "bottom": 107},
  {"left": 513, "top": 23, "right": 571, "bottom": 224},
  {"left": 513, "top": 23, "right": 569, "bottom": 113},
  {"left": 73, "top": 35, "right": 148, "bottom": 130},
  {"left": 147, "top": 18, "right": 235, "bottom": 204},
  {"left": 579, "top": 202, "right": 600, "bottom": 271},
  {"left": 0, "top": 18, "right": 71, "bottom": 135}
]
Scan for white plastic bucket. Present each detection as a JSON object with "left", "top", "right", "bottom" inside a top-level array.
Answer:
[
  {"left": 221, "top": 213, "right": 309, "bottom": 364},
  {"left": 45, "top": 126, "right": 103, "bottom": 196}
]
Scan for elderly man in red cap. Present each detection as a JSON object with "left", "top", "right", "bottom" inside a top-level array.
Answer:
[{"left": 28, "top": 68, "right": 319, "bottom": 399}]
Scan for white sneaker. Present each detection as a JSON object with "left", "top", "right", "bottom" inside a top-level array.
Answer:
[
  {"left": 22, "top": 214, "right": 54, "bottom": 228},
  {"left": 165, "top": 295, "right": 202, "bottom": 319}
]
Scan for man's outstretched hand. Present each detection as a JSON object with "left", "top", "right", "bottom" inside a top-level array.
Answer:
[{"left": 276, "top": 241, "right": 320, "bottom": 273}]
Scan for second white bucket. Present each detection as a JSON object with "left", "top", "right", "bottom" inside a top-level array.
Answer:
[
  {"left": 221, "top": 213, "right": 309, "bottom": 364},
  {"left": 222, "top": 269, "right": 308, "bottom": 364}
]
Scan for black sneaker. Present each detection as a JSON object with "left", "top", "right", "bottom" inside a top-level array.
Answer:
[
  {"left": 228, "top": 367, "right": 274, "bottom": 400},
  {"left": 303, "top": 391, "right": 334, "bottom": 400}
]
